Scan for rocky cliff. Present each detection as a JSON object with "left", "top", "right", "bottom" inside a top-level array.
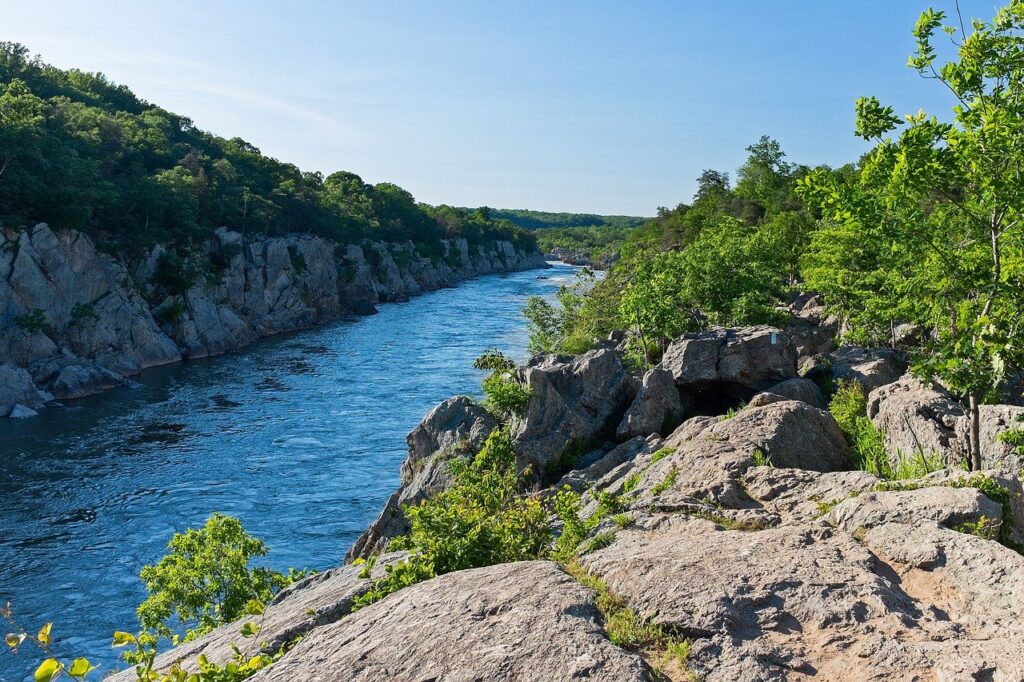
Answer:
[
  {"left": 0, "top": 223, "right": 547, "bottom": 416},
  {"left": 124, "top": 314, "right": 1024, "bottom": 681}
]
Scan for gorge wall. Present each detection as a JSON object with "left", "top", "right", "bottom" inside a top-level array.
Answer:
[{"left": 0, "top": 223, "right": 547, "bottom": 415}]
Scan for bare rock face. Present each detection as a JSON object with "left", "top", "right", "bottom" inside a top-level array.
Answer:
[
  {"left": 559, "top": 435, "right": 662, "bottom": 493},
  {"left": 760, "top": 377, "right": 828, "bottom": 410},
  {"left": 701, "top": 400, "right": 851, "bottom": 471},
  {"left": 817, "top": 345, "right": 905, "bottom": 393},
  {"left": 106, "top": 554, "right": 406, "bottom": 681},
  {"left": 659, "top": 326, "right": 797, "bottom": 391},
  {"left": 615, "top": 367, "right": 684, "bottom": 440},
  {"left": 347, "top": 397, "right": 498, "bottom": 561},
  {"left": 252, "top": 562, "right": 653, "bottom": 682},
  {"left": 867, "top": 375, "right": 1024, "bottom": 470},
  {"left": 1, "top": 225, "right": 547, "bottom": 406},
  {"left": 0, "top": 362, "right": 49, "bottom": 415},
  {"left": 826, "top": 486, "right": 1003, "bottom": 534},
  {"left": 512, "top": 349, "right": 636, "bottom": 474},
  {"left": 582, "top": 517, "right": 1024, "bottom": 681},
  {"left": 742, "top": 466, "right": 881, "bottom": 525}
]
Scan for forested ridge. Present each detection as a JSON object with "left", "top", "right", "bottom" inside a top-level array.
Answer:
[
  {"left": 0, "top": 43, "right": 536, "bottom": 257},
  {"left": 485, "top": 209, "right": 647, "bottom": 231}
]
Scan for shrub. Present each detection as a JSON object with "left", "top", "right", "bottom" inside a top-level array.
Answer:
[
  {"left": 14, "top": 308, "right": 47, "bottom": 333},
  {"left": 474, "top": 350, "right": 532, "bottom": 421},
  {"left": 829, "top": 380, "right": 893, "bottom": 478},
  {"left": 136, "top": 514, "right": 303, "bottom": 644},
  {"left": 69, "top": 302, "right": 98, "bottom": 325},
  {"left": 153, "top": 251, "right": 200, "bottom": 296},
  {"left": 354, "top": 430, "right": 550, "bottom": 608}
]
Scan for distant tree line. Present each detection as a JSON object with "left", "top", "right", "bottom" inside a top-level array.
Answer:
[{"left": 0, "top": 43, "right": 535, "bottom": 257}]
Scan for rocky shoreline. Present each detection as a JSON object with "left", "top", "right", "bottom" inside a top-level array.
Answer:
[
  {"left": 116, "top": 310, "right": 1024, "bottom": 680},
  {"left": 0, "top": 223, "right": 547, "bottom": 417}
]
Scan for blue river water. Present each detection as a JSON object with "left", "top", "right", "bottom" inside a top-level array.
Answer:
[{"left": 0, "top": 262, "right": 577, "bottom": 680}]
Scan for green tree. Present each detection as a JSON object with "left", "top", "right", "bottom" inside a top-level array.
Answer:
[{"left": 800, "top": 1, "right": 1024, "bottom": 470}]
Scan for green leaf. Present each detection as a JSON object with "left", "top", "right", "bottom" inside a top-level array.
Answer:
[
  {"left": 34, "top": 658, "right": 60, "bottom": 682},
  {"left": 239, "top": 621, "right": 259, "bottom": 638}
]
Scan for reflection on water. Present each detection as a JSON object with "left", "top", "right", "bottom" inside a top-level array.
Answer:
[{"left": 0, "top": 262, "right": 577, "bottom": 680}]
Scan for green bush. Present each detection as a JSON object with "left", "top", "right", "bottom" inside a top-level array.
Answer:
[
  {"left": 354, "top": 430, "right": 550, "bottom": 609},
  {"left": 14, "top": 308, "right": 47, "bottom": 333},
  {"left": 136, "top": 514, "right": 304, "bottom": 644},
  {"left": 153, "top": 251, "right": 200, "bottom": 296},
  {"left": 287, "top": 244, "right": 307, "bottom": 273},
  {"left": 474, "top": 350, "right": 532, "bottom": 421}
]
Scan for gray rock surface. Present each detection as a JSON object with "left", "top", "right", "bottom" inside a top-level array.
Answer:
[
  {"left": 615, "top": 367, "right": 684, "bottom": 440},
  {"left": 762, "top": 377, "right": 828, "bottom": 409},
  {"left": 820, "top": 345, "right": 905, "bottom": 393},
  {"left": 0, "top": 362, "right": 48, "bottom": 415},
  {"left": 659, "top": 326, "right": 797, "bottom": 390},
  {"left": 512, "top": 349, "right": 636, "bottom": 474},
  {"left": 0, "top": 224, "right": 547, "bottom": 407},
  {"left": 7, "top": 403, "right": 38, "bottom": 418},
  {"left": 347, "top": 397, "right": 498, "bottom": 561},
  {"left": 867, "top": 375, "right": 1024, "bottom": 470},
  {"left": 252, "top": 562, "right": 653, "bottom": 682},
  {"left": 826, "top": 485, "right": 1003, "bottom": 534}
]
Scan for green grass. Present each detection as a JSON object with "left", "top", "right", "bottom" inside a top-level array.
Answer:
[{"left": 651, "top": 466, "right": 679, "bottom": 497}]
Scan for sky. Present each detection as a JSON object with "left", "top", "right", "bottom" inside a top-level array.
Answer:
[{"left": 0, "top": 0, "right": 1001, "bottom": 216}]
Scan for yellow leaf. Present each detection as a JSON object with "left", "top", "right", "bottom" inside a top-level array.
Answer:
[
  {"left": 69, "top": 657, "right": 93, "bottom": 677},
  {"left": 36, "top": 622, "right": 52, "bottom": 647},
  {"left": 34, "top": 658, "right": 60, "bottom": 682},
  {"left": 112, "top": 630, "right": 137, "bottom": 647}
]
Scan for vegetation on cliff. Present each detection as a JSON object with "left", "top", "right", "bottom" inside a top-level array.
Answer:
[
  {"left": 526, "top": 2, "right": 1024, "bottom": 471},
  {"left": 0, "top": 43, "right": 536, "bottom": 256}
]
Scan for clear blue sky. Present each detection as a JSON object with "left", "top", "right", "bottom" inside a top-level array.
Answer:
[{"left": 1, "top": 0, "right": 999, "bottom": 215}]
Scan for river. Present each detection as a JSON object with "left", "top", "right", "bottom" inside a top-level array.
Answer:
[{"left": 0, "top": 262, "right": 578, "bottom": 680}]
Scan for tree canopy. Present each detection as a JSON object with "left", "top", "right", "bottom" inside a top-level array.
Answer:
[{"left": 0, "top": 42, "right": 535, "bottom": 256}]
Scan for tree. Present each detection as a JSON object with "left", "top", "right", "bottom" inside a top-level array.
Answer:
[
  {"left": 136, "top": 514, "right": 295, "bottom": 643},
  {"left": 800, "top": 1, "right": 1024, "bottom": 470}
]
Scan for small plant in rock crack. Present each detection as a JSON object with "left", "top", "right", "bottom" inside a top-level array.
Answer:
[
  {"left": 474, "top": 349, "right": 532, "bottom": 421},
  {"left": 751, "top": 448, "right": 773, "bottom": 467},
  {"left": 651, "top": 466, "right": 679, "bottom": 497}
]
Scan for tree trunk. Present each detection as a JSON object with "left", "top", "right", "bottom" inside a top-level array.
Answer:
[{"left": 968, "top": 391, "right": 982, "bottom": 471}]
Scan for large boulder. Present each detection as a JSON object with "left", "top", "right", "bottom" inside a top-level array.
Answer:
[
  {"left": 815, "top": 345, "right": 906, "bottom": 393},
  {"left": 512, "top": 349, "right": 636, "bottom": 475},
  {"left": 252, "top": 562, "right": 653, "bottom": 682},
  {"left": 826, "top": 486, "right": 1003, "bottom": 534},
  {"left": 659, "top": 326, "right": 797, "bottom": 391},
  {"left": 0, "top": 362, "right": 48, "bottom": 415},
  {"left": 759, "top": 377, "right": 828, "bottom": 410},
  {"left": 701, "top": 400, "right": 851, "bottom": 471},
  {"left": 867, "top": 376, "right": 967, "bottom": 467},
  {"left": 615, "top": 367, "right": 684, "bottom": 440},
  {"left": 867, "top": 376, "right": 1024, "bottom": 470},
  {"left": 347, "top": 397, "right": 498, "bottom": 561}
]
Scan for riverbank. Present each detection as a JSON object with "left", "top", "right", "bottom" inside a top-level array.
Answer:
[
  {"left": 0, "top": 223, "right": 547, "bottom": 416},
  {"left": 0, "top": 264, "right": 578, "bottom": 680}
]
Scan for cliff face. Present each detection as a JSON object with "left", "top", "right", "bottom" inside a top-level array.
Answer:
[{"left": 0, "top": 223, "right": 547, "bottom": 414}]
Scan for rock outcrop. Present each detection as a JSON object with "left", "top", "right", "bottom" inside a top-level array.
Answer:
[
  {"left": 129, "top": 324, "right": 1024, "bottom": 681},
  {"left": 347, "top": 397, "right": 498, "bottom": 560},
  {"left": 615, "top": 367, "right": 684, "bottom": 440},
  {"left": 512, "top": 349, "right": 636, "bottom": 475},
  {"left": 0, "top": 224, "right": 547, "bottom": 415},
  {"left": 867, "top": 375, "right": 1024, "bottom": 470},
  {"left": 252, "top": 562, "right": 653, "bottom": 682}
]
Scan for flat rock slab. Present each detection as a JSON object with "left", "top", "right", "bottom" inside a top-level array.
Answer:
[
  {"left": 252, "top": 561, "right": 652, "bottom": 682},
  {"left": 581, "top": 516, "right": 1024, "bottom": 681}
]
